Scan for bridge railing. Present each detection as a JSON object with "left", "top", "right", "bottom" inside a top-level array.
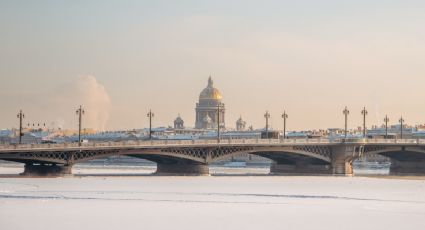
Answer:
[
  {"left": 365, "top": 139, "right": 421, "bottom": 144},
  {"left": 0, "top": 138, "right": 424, "bottom": 151},
  {"left": 0, "top": 138, "right": 326, "bottom": 150}
]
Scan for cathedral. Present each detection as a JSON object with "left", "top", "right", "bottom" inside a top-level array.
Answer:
[{"left": 195, "top": 77, "right": 225, "bottom": 129}]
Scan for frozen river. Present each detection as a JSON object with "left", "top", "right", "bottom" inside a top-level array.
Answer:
[{"left": 0, "top": 165, "right": 425, "bottom": 230}]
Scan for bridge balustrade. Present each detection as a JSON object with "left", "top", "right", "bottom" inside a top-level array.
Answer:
[
  {"left": 206, "top": 140, "right": 218, "bottom": 145},
  {"left": 402, "top": 139, "right": 415, "bottom": 144},
  {"left": 371, "top": 139, "right": 384, "bottom": 144},
  {"left": 180, "top": 140, "right": 193, "bottom": 145}
]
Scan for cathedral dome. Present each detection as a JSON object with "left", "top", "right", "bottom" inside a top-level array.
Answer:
[
  {"left": 174, "top": 114, "right": 184, "bottom": 129},
  {"left": 174, "top": 114, "right": 184, "bottom": 123},
  {"left": 195, "top": 76, "right": 225, "bottom": 129},
  {"left": 199, "top": 77, "right": 222, "bottom": 100}
]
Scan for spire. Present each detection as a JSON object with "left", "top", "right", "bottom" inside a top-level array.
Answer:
[
  {"left": 237, "top": 115, "right": 243, "bottom": 122},
  {"left": 208, "top": 76, "right": 213, "bottom": 87}
]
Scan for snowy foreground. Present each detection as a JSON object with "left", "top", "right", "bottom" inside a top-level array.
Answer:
[{"left": 0, "top": 167, "right": 425, "bottom": 230}]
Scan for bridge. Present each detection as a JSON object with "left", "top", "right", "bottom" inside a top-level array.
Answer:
[{"left": 1, "top": 138, "right": 425, "bottom": 176}]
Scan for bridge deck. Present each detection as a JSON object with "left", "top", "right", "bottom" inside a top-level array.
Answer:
[{"left": 1, "top": 138, "right": 424, "bottom": 153}]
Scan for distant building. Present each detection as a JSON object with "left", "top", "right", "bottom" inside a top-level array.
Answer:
[
  {"left": 10, "top": 132, "right": 47, "bottom": 144},
  {"left": 261, "top": 130, "right": 280, "bottom": 139},
  {"left": 236, "top": 116, "right": 246, "bottom": 131},
  {"left": 195, "top": 77, "right": 225, "bottom": 129},
  {"left": 367, "top": 124, "right": 416, "bottom": 139},
  {"left": 221, "top": 131, "right": 260, "bottom": 140},
  {"left": 174, "top": 114, "right": 184, "bottom": 129},
  {"left": 0, "top": 129, "right": 12, "bottom": 144}
]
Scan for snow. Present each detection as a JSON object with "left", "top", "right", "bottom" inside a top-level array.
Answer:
[{"left": 0, "top": 167, "right": 425, "bottom": 230}]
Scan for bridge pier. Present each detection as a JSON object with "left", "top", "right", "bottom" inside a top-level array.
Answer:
[
  {"left": 390, "top": 160, "right": 425, "bottom": 175},
  {"left": 21, "top": 163, "right": 72, "bottom": 177},
  {"left": 155, "top": 163, "right": 209, "bottom": 175},
  {"left": 330, "top": 145, "right": 359, "bottom": 176},
  {"left": 270, "top": 162, "right": 331, "bottom": 175},
  {"left": 331, "top": 160, "right": 353, "bottom": 175}
]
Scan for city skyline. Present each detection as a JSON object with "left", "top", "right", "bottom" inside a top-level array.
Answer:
[
  {"left": 3, "top": 76, "right": 422, "bottom": 132},
  {"left": 1, "top": 1, "right": 425, "bottom": 130}
]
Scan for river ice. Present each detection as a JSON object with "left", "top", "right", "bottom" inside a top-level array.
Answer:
[{"left": 0, "top": 166, "right": 424, "bottom": 230}]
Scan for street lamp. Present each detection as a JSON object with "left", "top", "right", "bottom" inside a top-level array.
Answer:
[
  {"left": 343, "top": 107, "right": 350, "bottom": 139},
  {"left": 217, "top": 103, "right": 222, "bottom": 143},
  {"left": 361, "top": 107, "right": 368, "bottom": 138},
  {"left": 264, "top": 111, "right": 271, "bottom": 139},
  {"left": 147, "top": 109, "right": 154, "bottom": 140},
  {"left": 76, "top": 105, "right": 85, "bottom": 146},
  {"left": 399, "top": 116, "right": 404, "bottom": 139},
  {"left": 281, "top": 110, "right": 288, "bottom": 139},
  {"left": 17, "top": 110, "right": 25, "bottom": 144},
  {"left": 384, "top": 115, "right": 389, "bottom": 139}
]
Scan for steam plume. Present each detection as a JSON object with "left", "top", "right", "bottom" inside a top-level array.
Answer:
[
  {"left": 52, "top": 75, "right": 111, "bottom": 131},
  {"left": 74, "top": 75, "right": 111, "bottom": 131}
]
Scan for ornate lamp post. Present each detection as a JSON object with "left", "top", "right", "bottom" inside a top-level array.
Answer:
[
  {"left": 147, "top": 109, "right": 154, "bottom": 140},
  {"left": 76, "top": 105, "right": 85, "bottom": 146},
  {"left": 399, "top": 116, "right": 404, "bottom": 139},
  {"left": 384, "top": 115, "right": 389, "bottom": 139},
  {"left": 343, "top": 107, "right": 350, "bottom": 139},
  {"left": 361, "top": 107, "right": 368, "bottom": 138},
  {"left": 281, "top": 110, "right": 288, "bottom": 139},
  {"left": 264, "top": 111, "right": 271, "bottom": 139},
  {"left": 217, "top": 103, "right": 222, "bottom": 143},
  {"left": 17, "top": 110, "right": 25, "bottom": 144}
]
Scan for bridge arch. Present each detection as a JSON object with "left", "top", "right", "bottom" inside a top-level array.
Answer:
[
  {"left": 362, "top": 145, "right": 425, "bottom": 175},
  {"left": 363, "top": 146, "right": 425, "bottom": 161},
  {"left": 122, "top": 149, "right": 207, "bottom": 164},
  {"left": 210, "top": 146, "right": 332, "bottom": 164}
]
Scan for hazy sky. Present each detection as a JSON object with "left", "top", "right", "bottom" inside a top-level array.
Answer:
[{"left": 1, "top": 1, "right": 425, "bottom": 131}]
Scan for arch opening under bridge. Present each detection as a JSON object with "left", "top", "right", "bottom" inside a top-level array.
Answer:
[
  {"left": 207, "top": 146, "right": 333, "bottom": 174},
  {"left": 362, "top": 146, "right": 425, "bottom": 175}
]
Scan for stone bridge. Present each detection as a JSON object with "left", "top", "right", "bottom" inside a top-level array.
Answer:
[{"left": 0, "top": 138, "right": 425, "bottom": 176}]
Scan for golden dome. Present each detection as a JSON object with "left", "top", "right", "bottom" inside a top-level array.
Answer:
[{"left": 199, "top": 77, "right": 222, "bottom": 100}]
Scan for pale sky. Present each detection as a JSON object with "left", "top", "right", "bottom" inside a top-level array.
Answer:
[{"left": 1, "top": 1, "right": 425, "bottom": 131}]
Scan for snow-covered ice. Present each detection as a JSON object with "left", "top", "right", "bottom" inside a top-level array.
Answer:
[{"left": 0, "top": 167, "right": 424, "bottom": 230}]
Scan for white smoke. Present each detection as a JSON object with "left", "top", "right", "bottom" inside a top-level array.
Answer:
[
  {"left": 52, "top": 75, "right": 111, "bottom": 131},
  {"left": 74, "top": 75, "right": 111, "bottom": 131}
]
